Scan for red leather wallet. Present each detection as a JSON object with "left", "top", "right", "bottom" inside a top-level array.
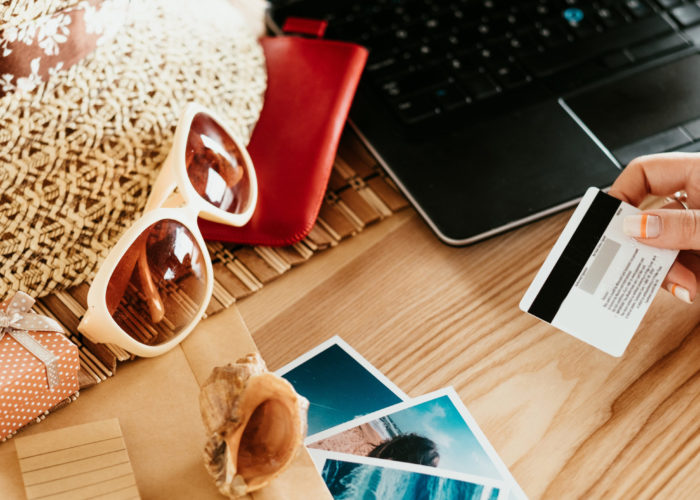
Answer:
[{"left": 198, "top": 35, "right": 368, "bottom": 246}]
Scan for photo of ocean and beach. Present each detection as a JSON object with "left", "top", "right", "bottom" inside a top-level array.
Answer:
[
  {"left": 309, "top": 391, "right": 502, "bottom": 481},
  {"left": 310, "top": 451, "right": 506, "bottom": 500},
  {"left": 276, "top": 337, "right": 407, "bottom": 436}
]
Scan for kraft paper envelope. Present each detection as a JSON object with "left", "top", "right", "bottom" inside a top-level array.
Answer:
[{"left": 0, "top": 306, "right": 331, "bottom": 499}]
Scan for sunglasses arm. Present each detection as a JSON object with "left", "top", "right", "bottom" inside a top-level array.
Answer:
[
  {"left": 144, "top": 153, "right": 179, "bottom": 212},
  {"left": 101, "top": 232, "right": 166, "bottom": 326},
  {"left": 136, "top": 239, "right": 166, "bottom": 323},
  {"left": 130, "top": 152, "right": 179, "bottom": 323}
]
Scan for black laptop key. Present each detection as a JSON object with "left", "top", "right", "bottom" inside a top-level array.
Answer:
[
  {"left": 365, "top": 10, "right": 393, "bottom": 29},
  {"left": 380, "top": 68, "right": 449, "bottom": 99},
  {"left": 391, "top": 44, "right": 427, "bottom": 70},
  {"left": 537, "top": 21, "right": 570, "bottom": 48},
  {"left": 562, "top": 6, "right": 601, "bottom": 35},
  {"left": 485, "top": 13, "right": 518, "bottom": 38},
  {"left": 366, "top": 54, "right": 406, "bottom": 82},
  {"left": 367, "top": 52, "right": 397, "bottom": 71},
  {"left": 521, "top": 14, "right": 673, "bottom": 77},
  {"left": 629, "top": 33, "right": 691, "bottom": 61},
  {"left": 364, "top": 31, "right": 397, "bottom": 53},
  {"left": 520, "top": 48, "right": 583, "bottom": 78},
  {"left": 493, "top": 65, "right": 530, "bottom": 89},
  {"left": 601, "top": 50, "right": 634, "bottom": 68},
  {"left": 432, "top": 33, "right": 466, "bottom": 53},
  {"left": 479, "top": 48, "right": 511, "bottom": 71},
  {"left": 570, "top": 20, "right": 600, "bottom": 41},
  {"left": 433, "top": 84, "right": 470, "bottom": 111},
  {"left": 457, "top": 73, "right": 500, "bottom": 101},
  {"left": 395, "top": 94, "right": 440, "bottom": 124},
  {"left": 624, "top": 0, "right": 652, "bottom": 18},
  {"left": 509, "top": 32, "right": 545, "bottom": 58},
  {"left": 596, "top": 7, "right": 624, "bottom": 29},
  {"left": 671, "top": 4, "right": 700, "bottom": 27},
  {"left": 656, "top": 0, "right": 682, "bottom": 8},
  {"left": 573, "top": 14, "right": 672, "bottom": 51}
]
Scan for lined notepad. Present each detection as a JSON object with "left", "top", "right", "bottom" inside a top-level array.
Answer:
[{"left": 14, "top": 418, "right": 140, "bottom": 500}]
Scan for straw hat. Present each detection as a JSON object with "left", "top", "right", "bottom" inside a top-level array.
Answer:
[{"left": 0, "top": 0, "right": 266, "bottom": 299}]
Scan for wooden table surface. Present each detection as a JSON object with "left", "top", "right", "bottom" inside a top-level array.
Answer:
[
  {"left": 238, "top": 207, "right": 700, "bottom": 500},
  {"left": 2, "top": 184, "right": 699, "bottom": 500}
]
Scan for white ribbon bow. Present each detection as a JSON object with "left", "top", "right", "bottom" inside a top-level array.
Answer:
[{"left": 0, "top": 291, "right": 66, "bottom": 390}]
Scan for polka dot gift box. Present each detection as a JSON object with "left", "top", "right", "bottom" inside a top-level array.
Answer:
[{"left": 0, "top": 292, "right": 79, "bottom": 441}]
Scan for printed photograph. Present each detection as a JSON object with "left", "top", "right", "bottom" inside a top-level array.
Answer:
[
  {"left": 309, "top": 388, "right": 527, "bottom": 500},
  {"left": 309, "top": 390, "right": 500, "bottom": 479},
  {"left": 311, "top": 450, "right": 505, "bottom": 500},
  {"left": 275, "top": 336, "right": 407, "bottom": 436}
]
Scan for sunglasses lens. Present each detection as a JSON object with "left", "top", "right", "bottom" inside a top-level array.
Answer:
[
  {"left": 106, "top": 219, "right": 209, "bottom": 346},
  {"left": 186, "top": 112, "right": 251, "bottom": 214}
]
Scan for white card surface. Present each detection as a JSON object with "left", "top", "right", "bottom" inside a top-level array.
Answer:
[{"left": 520, "top": 187, "right": 678, "bottom": 357}]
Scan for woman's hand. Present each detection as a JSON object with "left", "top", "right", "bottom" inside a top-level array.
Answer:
[{"left": 608, "top": 152, "right": 700, "bottom": 304}]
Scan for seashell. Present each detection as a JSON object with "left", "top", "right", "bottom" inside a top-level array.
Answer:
[{"left": 200, "top": 353, "right": 309, "bottom": 498}]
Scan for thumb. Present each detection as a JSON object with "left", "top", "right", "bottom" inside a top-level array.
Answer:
[
  {"left": 623, "top": 210, "right": 700, "bottom": 250},
  {"left": 661, "top": 259, "right": 697, "bottom": 303}
]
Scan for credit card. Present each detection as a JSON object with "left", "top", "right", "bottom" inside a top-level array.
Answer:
[{"left": 520, "top": 187, "right": 678, "bottom": 357}]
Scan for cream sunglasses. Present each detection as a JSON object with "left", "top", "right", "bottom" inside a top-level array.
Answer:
[{"left": 78, "top": 103, "right": 257, "bottom": 357}]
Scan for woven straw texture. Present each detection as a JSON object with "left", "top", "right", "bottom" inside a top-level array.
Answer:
[
  {"left": 0, "top": 0, "right": 267, "bottom": 299},
  {"left": 0, "top": 0, "right": 78, "bottom": 25}
]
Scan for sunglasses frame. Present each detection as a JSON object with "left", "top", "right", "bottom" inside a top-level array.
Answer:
[{"left": 78, "top": 103, "right": 257, "bottom": 357}]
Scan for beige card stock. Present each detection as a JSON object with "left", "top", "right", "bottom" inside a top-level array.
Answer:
[
  {"left": 0, "top": 306, "right": 331, "bottom": 499},
  {"left": 15, "top": 418, "right": 139, "bottom": 500}
]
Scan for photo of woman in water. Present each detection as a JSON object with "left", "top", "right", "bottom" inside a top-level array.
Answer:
[
  {"left": 368, "top": 433, "right": 440, "bottom": 467},
  {"left": 309, "top": 393, "right": 504, "bottom": 481}
]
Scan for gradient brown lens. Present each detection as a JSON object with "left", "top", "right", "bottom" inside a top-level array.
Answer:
[
  {"left": 186, "top": 112, "right": 251, "bottom": 214},
  {"left": 106, "top": 219, "right": 208, "bottom": 346}
]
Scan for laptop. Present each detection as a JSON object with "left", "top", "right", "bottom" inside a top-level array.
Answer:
[{"left": 268, "top": 0, "right": 700, "bottom": 245}]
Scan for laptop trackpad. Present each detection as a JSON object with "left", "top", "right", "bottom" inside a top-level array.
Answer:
[{"left": 565, "top": 54, "right": 700, "bottom": 165}]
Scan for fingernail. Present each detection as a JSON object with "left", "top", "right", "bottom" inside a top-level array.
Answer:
[
  {"left": 668, "top": 283, "right": 693, "bottom": 304},
  {"left": 623, "top": 214, "right": 660, "bottom": 239}
]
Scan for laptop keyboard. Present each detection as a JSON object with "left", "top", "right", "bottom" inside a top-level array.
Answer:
[{"left": 271, "top": 0, "right": 698, "bottom": 125}]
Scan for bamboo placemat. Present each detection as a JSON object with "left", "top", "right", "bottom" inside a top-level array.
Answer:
[{"left": 35, "top": 127, "right": 408, "bottom": 390}]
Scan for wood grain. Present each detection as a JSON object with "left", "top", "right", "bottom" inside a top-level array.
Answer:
[{"left": 238, "top": 208, "right": 700, "bottom": 500}]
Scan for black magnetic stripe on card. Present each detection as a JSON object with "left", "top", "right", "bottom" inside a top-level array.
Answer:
[{"left": 529, "top": 191, "right": 621, "bottom": 322}]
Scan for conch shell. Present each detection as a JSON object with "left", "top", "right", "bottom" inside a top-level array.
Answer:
[{"left": 200, "top": 353, "right": 309, "bottom": 498}]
